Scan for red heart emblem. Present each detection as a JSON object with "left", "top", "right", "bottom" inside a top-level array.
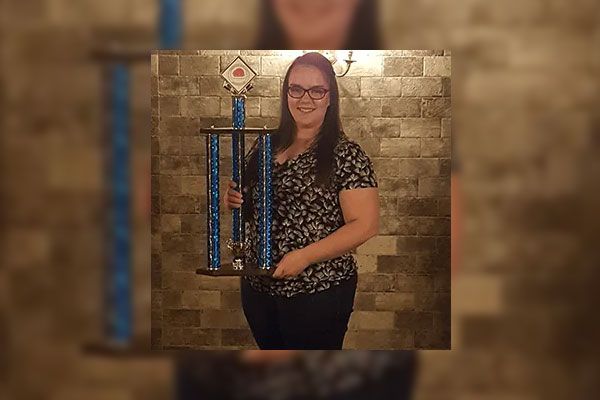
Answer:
[{"left": 232, "top": 67, "right": 245, "bottom": 77}]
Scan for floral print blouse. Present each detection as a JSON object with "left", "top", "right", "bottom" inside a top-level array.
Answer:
[{"left": 243, "top": 134, "right": 378, "bottom": 297}]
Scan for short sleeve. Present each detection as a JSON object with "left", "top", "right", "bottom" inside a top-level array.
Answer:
[{"left": 334, "top": 140, "right": 378, "bottom": 192}]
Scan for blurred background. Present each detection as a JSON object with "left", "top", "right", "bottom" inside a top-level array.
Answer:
[{"left": 1, "top": 0, "right": 599, "bottom": 399}]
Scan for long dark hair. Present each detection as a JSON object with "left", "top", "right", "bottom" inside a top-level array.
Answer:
[
  {"left": 244, "top": 52, "right": 343, "bottom": 212},
  {"left": 255, "top": 0, "right": 381, "bottom": 50}
]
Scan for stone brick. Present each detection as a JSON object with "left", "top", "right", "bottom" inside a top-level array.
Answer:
[
  {"left": 380, "top": 216, "right": 417, "bottom": 235},
  {"left": 158, "top": 136, "right": 181, "bottom": 155},
  {"left": 395, "top": 311, "right": 434, "bottom": 330},
  {"left": 381, "top": 98, "right": 421, "bottom": 117},
  {"left": 160, "top": 195, "right": 201, "bottom": 213},
  {"left": 354, "top": 292, "right": 376, "bottom": 310},
  {"left": 418, "top": 177, "right": 450, "bottom": 197},
  {"left": 371, "top": 158, "right": 399, "bottom": 177},
  {"left": 342, "top": 117, "right": 370, "bottom": 137},
  {"left": 415, "top": 292, "right": 450, "bottom": 312},
  {"left": 377, "top": 255, "right": 416, "bottom": 273},
  {"left": 415, "top": 217, "right": 450, "bottom": 235},
  {"left": 378, "top": 196, "right": 398, "bottom": 216},
  {"left": 375, "top": 293, "right": 415, "bottom": 311},
  {"left": 397, "top": 159, "right": 440, "bottom": 177},
  {"left": 159, "top": 76, "right": 200, "bottom": 96},
  {"left": 159, "top": 97, "right": 180, "bottom": 116},
  {"left": 357, "top": 273, "right": 397, "bottom": 292},
  {"left": 401, "top": 118, "right": 440, "bottom": 137},
  {"left": 164, "top": 309, "right": 202, "bottom": 327},
  {"left": 421, "top": 138, "right": 451, "bottom": 157},
  {"left": 383, "top": 57, "right": 423, "bottom": 76},
  {"left": 396, "top": 236, "right": 437, "bottom": 253},
  {"left": 338, "top": 77, "right": 360, "bottom": 97},
  {"left": 162, "top": 233, "right": 202, "bottom": 254},
  {"left": 261, "top": 56, "right": 294, "bottom": 75},
  {"left": 402, "top": 77, "right": 443, "bottom": 97},
  {"left": 371, "top": 118, "right": 401, "bottom": 137},
  {"left": 161, "top": 215, "right": 180, "bottom": 233},
  {"left": 360, "top": 77, "right": 402, "bottom": 97},
  {"left": 160, "top": 155, "right": 194, "bottom": 175},
  {"left": 396, "top": 274, "right": 434, "bottom": 292},
  {"left": 180, "top": 136, "right": 204, "bottom": 156},
  {"left": 414, "top": 327, "right": 450, "bottom": 349},
  {"left": 180, "top": 290, "right": 221, "bottom": 309},
  {"left": 340, "top": 98, "right": 381, "bottom": 117},
  {"left": 433, "top": 269, "right": 450, "bottom": 292},
  {"left": 353, "top": 254, "right": 377, "bottom": 273},
  {"left": 344, "top": 329, "right": 414, "bottom": 349},
  {"left": 437, "top": 198, "right": 451, "bottom": 216},
  {"left": 159, "top": 176, "right": 181, "bottom": 195},
  {"left": 442, "top": 77, "right": 451, "bottom": 96},
  {"left": 180, "top": 55, "right": 220, "bottom": 76},
  {"left": 441, "top": 117, "right": 452, "bottom": 137},
  {"left": 422, "top": 98, "right": 451, "bottom": 118},
  {"left": 380, "top": 138, "right": 420, "bottom": 157},
  {"left": 180, "top": 214, "right": 204, "bottom": 233},
  {"left": 356, "top": 236, "right": 397, "bottom": 255},
  {"left": 221, "top": 291, "right": 242, "bottom": 309},
  {"left": 199, "top": 76, "right": 225, "bottom": 96},
  {"left": 222, "top": 329, "right": 255, "bottom": 347},
  {"left": 247, "top": 77, "right": 280, "bottom": 97},
  {"left": 158, "top": 55, "right": 179, "bottom": 75},
  {"left": 200, "top": 310, "right": 246, "bottom": 329},
  {"left": 349, "top": 311, "right": 395, "bottom": 330},
  {"left": 378, "top": 178, "right": 418, "bottom": 197},
  {"left": 260, "top": 97, "right": 280, "bottom": 117},
  {"left": 424, "top": 56, "right": 451, "bottom": 77},
  {"left": 158, "top": 116, "right": 199, "bottom": 136},
  {"left": 180, "top": 97, "right": 220, "bottom": 117},
  {"left": 397, "top": 198, "right": 438, "bottom": 216},
  {"left": 197, "top": 276, "right": 240, "bottom": 291},
  {"left": 181, "top": 176, "right": 202, "bottom": 194}
]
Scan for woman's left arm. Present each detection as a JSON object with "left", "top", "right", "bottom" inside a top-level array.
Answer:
[{"left": 272, "top": 187, "right": 379, "bottom": 279}]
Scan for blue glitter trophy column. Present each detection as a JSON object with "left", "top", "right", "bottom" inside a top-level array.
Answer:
[{"left": 196, "top": 56, "right": 274, "bottom": 276}]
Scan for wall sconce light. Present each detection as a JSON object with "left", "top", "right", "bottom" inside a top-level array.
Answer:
[{"left": 305, "top": 50, "right": 357, "bottom": 77}]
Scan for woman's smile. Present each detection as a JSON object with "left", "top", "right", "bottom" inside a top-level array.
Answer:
[{"left": 297, "top": 106, "right": 316, "bottom": 113}]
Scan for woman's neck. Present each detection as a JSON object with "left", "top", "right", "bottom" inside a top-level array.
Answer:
[{"left": 294, "top": 127, "right": 319, "bottom": 146}]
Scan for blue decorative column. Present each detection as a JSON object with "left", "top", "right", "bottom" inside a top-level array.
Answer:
[
  {"left": 109, "top": 64, "right": 132, "bottom": 344},
  {"left": 231, "top": 96, "right": 245, "bottom": 243},
  {"left": 257, "top": 133, "right": 273, "bottom": 269},
  {"left": 206, "top": 133, "right": 221, "bottom": 270}
]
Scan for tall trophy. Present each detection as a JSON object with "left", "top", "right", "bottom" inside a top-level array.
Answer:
[{"left": 196, "top": 56, "right": 275, "bottom": 277}]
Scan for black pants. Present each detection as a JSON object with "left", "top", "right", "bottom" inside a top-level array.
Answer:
[{"left": 241, "top": 275, "right": 357, "bottom": 350}]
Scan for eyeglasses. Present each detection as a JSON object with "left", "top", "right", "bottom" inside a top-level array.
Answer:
[{"left": 287, "top": 85, "right": 329, "bottom": 100}]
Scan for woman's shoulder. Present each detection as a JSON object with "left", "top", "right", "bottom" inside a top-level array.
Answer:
[{"left": 334, "top": 133, "right": 370, "bottom": 161}]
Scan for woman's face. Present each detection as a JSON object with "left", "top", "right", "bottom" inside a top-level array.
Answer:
[
  {"left": 272, "top": 0, "right": 359, "bottom": 49},
  {"left": 287, "top": 65, "right": 330, "bottom": 130}
]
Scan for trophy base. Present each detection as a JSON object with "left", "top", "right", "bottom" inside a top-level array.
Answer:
[{"left": 196, "top": 262, "right": 275, "bottom": 277}]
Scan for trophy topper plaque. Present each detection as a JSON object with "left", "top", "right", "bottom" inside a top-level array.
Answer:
[{"left": 221, "top": 56, "right": 257, "bottom": 95}]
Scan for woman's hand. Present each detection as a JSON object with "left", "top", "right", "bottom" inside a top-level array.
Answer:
[
  {"left": 272, "top": 249, "right": 311, "bottom": 279},
  {"left": 223, "top": 180, "right": 243, "bottom": 211}
]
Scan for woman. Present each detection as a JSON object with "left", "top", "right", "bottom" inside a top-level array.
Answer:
[{"left": 224, "top": 52, "right": 379, "bottom": 350}]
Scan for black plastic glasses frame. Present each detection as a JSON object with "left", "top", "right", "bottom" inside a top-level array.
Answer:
[{"left": 287, "top": 85, "right": 329, "bottom": 100}]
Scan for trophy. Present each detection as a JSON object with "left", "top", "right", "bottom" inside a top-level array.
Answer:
[{"left": 196, "top": 56, "right": 275, "bottom": 277}]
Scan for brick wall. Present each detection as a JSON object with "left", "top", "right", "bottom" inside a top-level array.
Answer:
[{"left": 151, "top": 50, "right": 452, "bottom": 350}]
